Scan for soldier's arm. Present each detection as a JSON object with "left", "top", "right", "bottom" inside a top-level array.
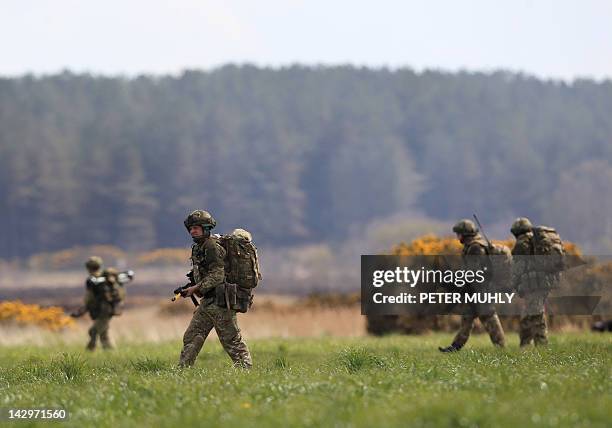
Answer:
[
  {"left": 464, "top": 243, "right": 488, "bottom": 272},
  {"left": 511, "top": 238, "right": 531, "bottom": 256},
  {"left": 511, "top": 238, "right": 531, "bottom": 288},
  {"left": 195, "top": 242, "right": 226, "bottom": 294},
  {"left": 465, "top": 244, "right": 487, "bottom": 256}
]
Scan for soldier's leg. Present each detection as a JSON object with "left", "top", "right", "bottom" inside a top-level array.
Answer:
[
  {"left": 524, "top": 291, "right": 548, "bottom": 346},
  {"left": 209, "top": 305, "right": 252, "bottom": 368},
  {"left": 479, "top": 312, "right": 506, "bottom": 347},
  {"left": 86, "top": 323, "right": 97, "bottom": 351},
  {"left": 533, "top": 313, "right": 549, "bottom": 346},
  {"left": 452, "top": 314, "right": 477, "bottom": 348},
  {"left": 520, "top": 291, "right": 536, "bottom": 347},
  {"left": 179, "top": 304, "right": 214, "bottom": 367},
  {"left": 519, "top": 315, "right": 533, "bottom": 347},
  {"left": 97, "top": 317, "right": 113, "bottom": 349}
]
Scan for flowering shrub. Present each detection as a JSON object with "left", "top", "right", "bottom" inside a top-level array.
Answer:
[
  {"left": 392, "top": 234, "right": 580, "bottom": 256},
  {"left": 0, "top": 301, "right": 75, "bottom": 331}
]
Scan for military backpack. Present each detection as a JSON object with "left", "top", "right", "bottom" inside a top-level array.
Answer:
[
  {"left": 532, "top": 226, "right": 565, "bottom": 274},
  {"left": 485, "top": 243, "right": 513, "bottom": 292},
  {"left": 214, "top": 229, "right": 262, "bottom": 313}
]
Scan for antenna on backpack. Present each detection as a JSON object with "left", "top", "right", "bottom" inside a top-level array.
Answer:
[{"left": 473, "top": 213, "right": 493, "bottom": 249}]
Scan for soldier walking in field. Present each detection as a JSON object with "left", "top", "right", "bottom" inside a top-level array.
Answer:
[
  {"left": 439, "top": 219, "right": 506, "bottom": 352},
  {"left": 511, "top": 217, "right": 564, "bottom": 347},
  {"left": 71, "top": 257, "right": 133, "bottom": 350},
  {"left": 178, "top": 210, "right": 252, "bottom": 368}
]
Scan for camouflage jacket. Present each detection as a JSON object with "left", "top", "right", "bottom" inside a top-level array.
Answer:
[
  {"left": 460, "top": 234, "right": 492, "bottom": 282},
  {"left": 462, "top": 235, "right": 488, "bottom": 256},
  {"left": 511, "top": 232, "right": 554, "bottom": 292},
  {"left": 84, "top": 272, "right": 114, "bottom": 319},
  {"left": 511, "top": 232, "right": 533, "bottom": 290},
  {"left": 512, "top": 232, "right": 534, "bottom": 257},
  {"left": 191, "top": 236, "right": 227, "bottom": 296}
]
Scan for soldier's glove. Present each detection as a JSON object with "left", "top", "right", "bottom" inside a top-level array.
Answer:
[{"left": 438, "top": 343, "right": 463, "bottom": 353}]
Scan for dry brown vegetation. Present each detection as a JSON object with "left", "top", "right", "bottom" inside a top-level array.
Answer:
[{"left": 0, "top": 295, "right": 365, "bottom": 347}]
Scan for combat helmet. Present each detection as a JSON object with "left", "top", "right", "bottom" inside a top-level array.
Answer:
[
  {"left": 184, "top": 210, "right": 217, "bottom": 231},
  {"left": 452, "top": 219, "right": 478, "bottom": 236},
  {"left": 511, "top": 217, "right": 533, "bottom": 237},
  {"left": 85, "top": 256, "right": 103, "bottom": 271}
]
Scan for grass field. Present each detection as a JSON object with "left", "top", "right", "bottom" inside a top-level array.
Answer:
[{"left": 1, "top": 333, "right": 610, "bottom": 427}]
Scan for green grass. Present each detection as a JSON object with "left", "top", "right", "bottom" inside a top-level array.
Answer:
[{"left": 0, "top": 333, "right": 610, "bottom": 427}]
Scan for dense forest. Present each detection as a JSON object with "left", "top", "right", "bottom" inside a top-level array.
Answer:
[{"left": 1, "top": 66, "right": 611, "bottom": 258}]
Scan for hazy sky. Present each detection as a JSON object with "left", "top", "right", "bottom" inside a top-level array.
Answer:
[{"left": 2, "top": 0, "right": 611, "bottom": 80}]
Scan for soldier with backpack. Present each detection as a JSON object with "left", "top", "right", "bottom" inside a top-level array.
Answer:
[
  {"left": 71, "top": 257, "right": 134, "bottom": 350},
  {"left": 511, "top": 217, "right": 565, "bottom": 347},
  {"left": 177, "top": 210, "right": 258, "bottom": 368},
  {"left": 439, "top": 219, "right": 507, "bottom": 352}
]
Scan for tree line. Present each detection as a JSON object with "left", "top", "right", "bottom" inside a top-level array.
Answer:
[{"left": 1, "top": 66, "right": 611, "bottom": 258}]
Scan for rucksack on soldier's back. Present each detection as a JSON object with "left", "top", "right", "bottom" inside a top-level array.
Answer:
[
  {"left": 532, "top": 226, "right": 565, "bottom": 273},
  {"left": 214, "top": 228, "right": 261, "bottom": 313},
  {"left": 486, "top": 243, "right": 513, "bottom": 291},
  {"left": 217, "top": 228, "right": 262, "bottom": 289}
]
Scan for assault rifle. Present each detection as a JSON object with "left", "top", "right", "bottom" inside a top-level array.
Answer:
[{"left": 171, "top": 272, "right": 199, "bottom": 307}]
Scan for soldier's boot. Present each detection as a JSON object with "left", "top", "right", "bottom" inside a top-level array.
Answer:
[
  {"left": 178, "top": 334, "right": 205, "bottom": 367},
  {"left": 438, "top": 342, "right": 463, "bottom": 353},
  {"left": 444, "top": 314, "right": 476, "bottom": 352},
  {"left": 481, "top": 313, "right": 506, "bottom": 348},
  {"left": 86, "top": 327, "right": 97, "bottom": 351},
  {"left": 233, "top": 359, "right": 253, "bottom": 369},
  {"left": 532, "top": 313, "right": 549, "bottom": 346}
]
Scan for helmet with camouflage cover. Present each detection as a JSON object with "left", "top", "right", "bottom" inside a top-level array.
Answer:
[
  {"left": 452, "top": 219, "right": 478, "bottom": 236},
  {"left": 511, "top": 217, "right": 533, "bottom": 237},
  {"left": 85, "top": 256, "right": 103, "bottom": 271},
  {"left": 184, "top": 210, "right": 217, "bottom": 231}
]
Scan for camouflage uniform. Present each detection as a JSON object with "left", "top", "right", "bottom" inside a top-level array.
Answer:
[
  {"left": 179, "top": 210, "right": 252, "bottom": 368},
  {"left": 453, "top": 234, "right": 506, "bottom": 348},
  {"left": 83, "top": 257, "right": 115, "bottom": 350},
  {"left": 440, "top": 220, "right": 506, "bottom": 352},
  {"left": 511, "top": 218, "right": 549, "bottom": 347},
  {"left": 87, "top": 302, "right": 114, "bottom": 350}
]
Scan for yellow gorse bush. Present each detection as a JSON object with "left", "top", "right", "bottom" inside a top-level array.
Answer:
[
  {"left": 392, "top": 234, "right": 463, "bottom": 255},
  {"left": 392, "top": 234, "right": 580, "bottom": 256},
  {"left": 0, "top": 301, "right": 75, "bottom": 331}
]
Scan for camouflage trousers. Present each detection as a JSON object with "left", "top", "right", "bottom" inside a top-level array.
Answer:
[
  {"left": 179, "top": 301, "right": 252, "bottom": 368},
  {"left": 519, "top": 290, "right": 549, "bottom": 347},
  {"left": 453, "top": 303, "right": 506, "bottom": 347},
  {"left": 87, "top": 315, "right": 112, "bottom": 350}
]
